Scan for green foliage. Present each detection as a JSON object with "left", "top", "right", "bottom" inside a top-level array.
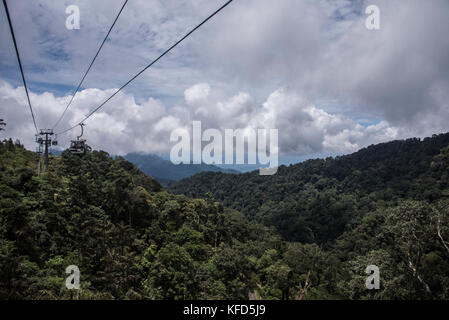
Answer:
[
  {"left": 0, "top": 141, "right": 280, "bottom": 299},
  {"left": 170, "top": 134, "right": 449, "bottom": 299},
  {"left": 1, "top": 134, "right": 449, "bottom": 300},
  {"left": 171, "top": 133, "right": 449, "bottom": 243}
]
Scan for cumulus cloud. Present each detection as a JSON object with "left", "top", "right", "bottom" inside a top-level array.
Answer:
[
  {"left": 0, "top": 80, "right": 178, "bottom": 155},
  {"left": 0, "top": 80, "right": 406, "bottom": 157},
  {"left": 1, "top": 0, "right": 448, "bottom": 161},
  {"left": 192, "top": 0, "right": 449, "bottom": 130}
]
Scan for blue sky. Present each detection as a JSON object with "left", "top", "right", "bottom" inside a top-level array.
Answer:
[{"left": 1, "top": 0, "right": 448, "bottom": 168}]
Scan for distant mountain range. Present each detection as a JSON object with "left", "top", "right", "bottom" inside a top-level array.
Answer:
[
  {"left": 169, "top": 133, "right": 449, "bottom": 243},
  {"left": 123, "top": 153, "right": 239, "bottom": 184}
]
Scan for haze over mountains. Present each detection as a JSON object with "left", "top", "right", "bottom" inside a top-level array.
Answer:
[{"left": 123, "top": 153, "right": 239, "bottom": 184}]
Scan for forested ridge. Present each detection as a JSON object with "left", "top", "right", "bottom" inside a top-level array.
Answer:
[
  {"left": 1, "top": 133, "right": 449, "bottom": 300},
  {"left": 0, "top": 139, "right": 282, "bottom": 299},
  {"left": 169, "top": 133, "right": 449, "bottom": 299},
  {"left": 171, "top": 134, "right": 449, "bottom": 243}
]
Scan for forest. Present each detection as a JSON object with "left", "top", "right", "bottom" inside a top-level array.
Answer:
[{"left": 1, "top": 133, "right": 449, "bottom": 300}]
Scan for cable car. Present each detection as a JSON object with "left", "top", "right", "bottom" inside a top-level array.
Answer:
[
  {"left": 69, "top": 123, "right": 92, "bottom": 154},
  {"left": 52, "top": 134, "right": 58, "bottom": 146}
]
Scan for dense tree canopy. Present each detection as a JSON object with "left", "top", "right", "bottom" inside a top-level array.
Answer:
[
  {"left": 1, "top": 133, "right": 449, "bottom": 300},
  {"left": 171, "top": 133, "right": 449, "bottom": 299}
]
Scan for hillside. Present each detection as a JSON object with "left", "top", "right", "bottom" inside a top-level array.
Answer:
[
  {"left": 124, "top": 153, "right": 239, "bottom": 184},
  {"left": 0, "top": 139, "right": 277, "bottom": 299},
  {"left": 2, "top": 139, "right": 346, "bottom": 300},
  {"left": 1, "top": 137, "right": 449, "bottom": 300},
  {"left": 170, "top": 133, "right": 449, "bottom": 243}
]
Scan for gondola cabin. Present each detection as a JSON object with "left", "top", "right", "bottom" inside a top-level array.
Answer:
[
  {"left": 68, "top": 123, "right": 91, "bottom": 154},
  {"left": 69, "top": 139, "right": 91, "bottom": 154}
]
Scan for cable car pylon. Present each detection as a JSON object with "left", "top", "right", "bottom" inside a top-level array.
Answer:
[{"left": 35, "top": 129, "right": 58, "bottom": 173}]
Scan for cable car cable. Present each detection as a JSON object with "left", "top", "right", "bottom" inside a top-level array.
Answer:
[
  {"left": 57, "top": 0, "right": 234, "bottom": 136},
  {"left": 3, "top": 0, "right": 38, "bottom": 134},
  {"left": 52, "top": 0, "right": 129, "bottom": 129}
]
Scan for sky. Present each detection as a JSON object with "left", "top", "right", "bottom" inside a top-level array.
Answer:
[{"left": 0, "top": 0, "right": 448, "bottom": 167}]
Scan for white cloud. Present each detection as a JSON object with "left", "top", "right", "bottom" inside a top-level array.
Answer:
[
  {"left": 184, "top": 83, "right": 210, "bottom": 106},
  {"left": 1, "top": 0, "right": 449, "bottom": 160},
  {"left": 1, "top": 79, "right": 446, "bottom": 158}
]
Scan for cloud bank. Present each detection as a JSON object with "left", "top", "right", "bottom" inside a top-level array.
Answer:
[
  {"left": 0, "top": 80, "right": 413, "bottom": 157},
  {"left": 1, "top": 0, "right": 448, "bottom": 159}
]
